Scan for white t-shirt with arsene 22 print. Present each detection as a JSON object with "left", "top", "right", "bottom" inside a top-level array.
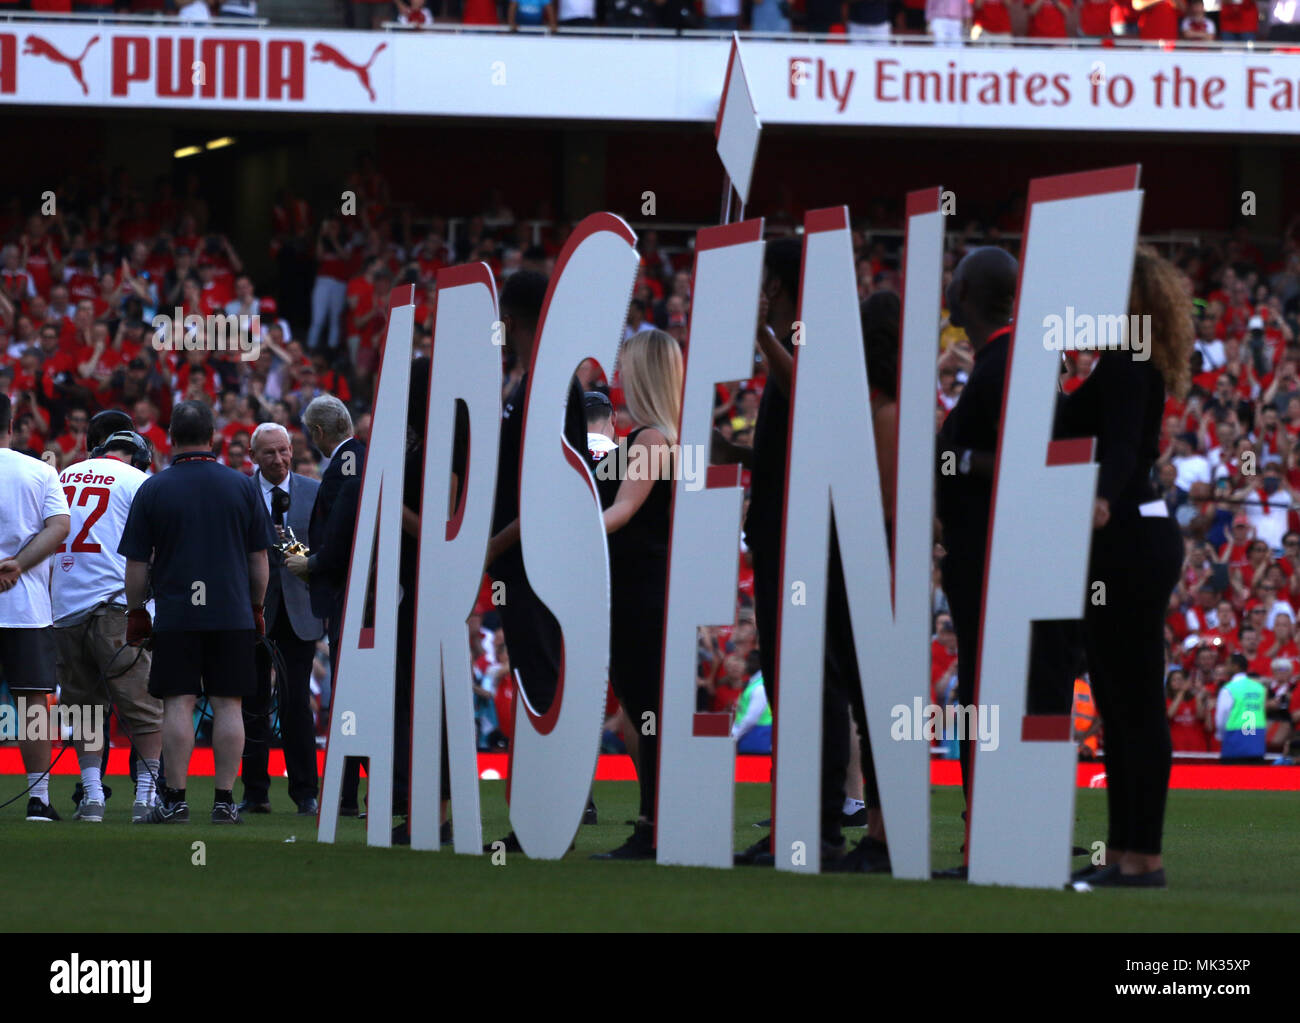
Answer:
[
  {"left": 0, "top": 449, "right": 70, "bottom": 628},
  {"left": 52, "top": 456, "right": 150, "bottom": 626}
]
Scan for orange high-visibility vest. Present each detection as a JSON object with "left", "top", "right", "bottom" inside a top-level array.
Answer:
[{"left": 1073, "top": 677, "right": 1100, "bottom": 755}]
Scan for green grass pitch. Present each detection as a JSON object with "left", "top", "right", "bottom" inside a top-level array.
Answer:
[{"left": 1, "top": 779, "right": 1295, "bottom": 931}]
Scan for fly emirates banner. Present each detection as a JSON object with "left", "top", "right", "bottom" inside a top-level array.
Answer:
[{"left": 3, "top": 24, "right": 1300, "bottom": 134}]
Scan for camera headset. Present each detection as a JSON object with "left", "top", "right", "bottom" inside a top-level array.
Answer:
[{"left": 91, "top": 429, "right": 153, "bottom": 472}]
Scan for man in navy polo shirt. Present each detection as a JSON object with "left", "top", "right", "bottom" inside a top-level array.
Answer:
[{"left": 119, "top": 400, "right": 274, "bottom": 825}]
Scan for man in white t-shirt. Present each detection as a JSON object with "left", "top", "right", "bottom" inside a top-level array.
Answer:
[
  {"left": 1168, "top": 431, "right": 1212, "bottom": 495},
  {"left": 52, "top": 419, "right": 163, "bottom": 823},
  {"left": 703, "top": 0, "right": 742, "bottom": 28},
  {"left": 1235, "top": 458, "right": 1294, "bottom": 552},
  {"left": 584, "top": 390, "right": 618, "bottom": 462},
  {"left": 0, "top": 394, "right": 71, "bottom": 821},
  {"left": 556, "top": 0, "right": 597, "bottom": 23}
]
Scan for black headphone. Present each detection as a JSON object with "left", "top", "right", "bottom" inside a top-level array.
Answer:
[{"left": 92, "top": 430, "right": 153, "bottom": 472}]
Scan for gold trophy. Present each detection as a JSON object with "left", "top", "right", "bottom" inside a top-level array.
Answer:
[
  {"left": 274, "top": 525, "right": 310, "bottom": 558},
  {"left": 270, "top": 488, "right": 310, "bottom": 557}
]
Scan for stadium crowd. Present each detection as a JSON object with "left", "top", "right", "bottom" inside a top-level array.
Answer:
[
  {"left": 1, "top": 166, "right": 1298, "bottom": 793},
  {"left": 16, "top": 0, "right": 1300, "bottom": 43}
]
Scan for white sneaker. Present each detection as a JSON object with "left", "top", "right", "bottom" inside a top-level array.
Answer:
[
  {"left": 74, "top": 799, "right": 106, "bottom": 822},
  {"left": 131, "top": 800, "right": 154, "bottom": 823}
]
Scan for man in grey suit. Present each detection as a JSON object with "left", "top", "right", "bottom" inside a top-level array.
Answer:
[{"left": 238, "top": 422, "right": 325, "bottom": 815}]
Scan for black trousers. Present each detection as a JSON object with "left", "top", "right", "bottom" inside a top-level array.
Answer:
[
  {"left": 496, "top": 576, "right": 564, "bottom": 716},
  {"left": 610, "top": 589, "right": 666, "bottom": 821},
  {"left": 1083, "top": 513, "right": 1183, "bottom": 855},
  {"left": 751, "top": 539, "right": 780, "bottom": 709},
  {"left": 940, "top": 550, "right": 1080, "bottom": 802},
  {"left": 821, "top": 525, "right": 879, "bottom": 845},
  {"left": 240, "top": 600, "right": 320, "bottom": 805},
  {"left": 752, "top": 526, "right": 879, "bottom": 845}
]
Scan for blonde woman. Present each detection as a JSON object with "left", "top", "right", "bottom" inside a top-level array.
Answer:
[
  {"left": 1058, "top": 247, "right": 1196, "bottom": 888},
  {"left": 592, "top": 329, "right": 682, "bottom": 861}
]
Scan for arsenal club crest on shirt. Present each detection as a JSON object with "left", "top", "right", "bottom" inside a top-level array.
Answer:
[{"left": 60, "top": 554, "right": 74, "bottom": 572}]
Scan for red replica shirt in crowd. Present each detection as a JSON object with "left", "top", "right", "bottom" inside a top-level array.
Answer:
[
  {"left": 974, "top": 0, "right": 1014, "bottom": 32},
  {"left": 711, "top": 682, "right": 743, "bottom": 714},
  {"left": 1167, "top": 610, "right": 1190, "bottom": 641},
  {"left": 221, "top": 419, "right": 258, "bottom": 447},
  {"left": 462, "top": 0, "right": 499, "bottom": 22},
  {"left": 1246, "top": 652, "right": 1274, "bottom": 677},
  {"left": 931, "top": 639, "right": 957, "bottom": 701},
  {"left": 1028, "top": 0, "right": 1071, "bottom": 37},
  {"left": 317, "top": 248, "right": 350, "bottom": 281},
  {"left": 1219, "top": 0, "right": 1258, "bottom": 32},
  {"left": 66, "top": 272, "right": 99, "bottom": 303},
  {"left": 417, "top": 255, "right": 446, "bottom": 281},
  {"left": 200, "top": 278, "right": 234, "bottom": 311},
  {"left": 346, "top": 276, "right": 375, "bottom": 339},
  {"left": 26, "top": 245, "right": 58, "bottom": 296},
  {"left": 1078, "top": 0, "right": 1114, "bottom": 33},
  {"left": 1167, "top": 696, "right": 1209, "bottom": 752},
  {"left": 1137, "top": 0, "right": 1178, "bottom": 36},
  {"left": 1208, "top": 627, "right": 1240, "bottom": 653},
  {"left": 1, "top": 268, "right": 33, "bottom": 299},
  {"left": 318, "top": 369, "right": 352, "bottom": 403},
  {"left": 136, "top": 421, "right": 170, "bottom": 460},
  {"left": 1218, "top": 540, "right": 1250, "bottom": 567}
]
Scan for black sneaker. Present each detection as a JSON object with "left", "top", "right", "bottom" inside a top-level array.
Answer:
[
  {"left": 26, "top": 797, "right": 61, "bottom": 822},
  {"left": 827, "top": 836, "right": 891, "bottom": 874},
  {"left": 591, "top": 821, "right": 655, "bottom": 860},
  {"left": 484, "top": 831, "right": 523, "bottom": 854},
  {"left": 735, "top": 833, "right": 773, "bottom": 866},
  {"left": 1086, "top": 865, "right": 1167, "bottom": 889},
  {"left": 932, "top": 864, "right": 968, "bottom": 880},
  {"left": 820, "top": 837, "right": 848, "bottom": 870},
  {"left": 147, "top": 799, "right": 190, "bottom": 824},
  {"left": 752, "top": 817, "right": 772, "bottom": 829},
  {"left": 1072, "top": 862, "right": 1111, "bottom": 883},
  {"left": 583, "top": 798, "right": 598, "bottom": 825},
  {"left": 393, "top": 819, "right": 410, "bottom": 845},
  {"left": 842, "top": 806, "right": 868, "bottom": 828},
  {"left": 440, "top": 819, "right": 452, "bottom": 847},
  {"left": 211, "top": 801, "right": 242, "bottom": 824}
]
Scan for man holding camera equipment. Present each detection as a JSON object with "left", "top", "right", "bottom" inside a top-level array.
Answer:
[
  {"left": 239, "top": 422, "right": 325, "bottom": 817},
  {"left": 119, "top": 400, "right": 273, "bottom": 825},
  {"left": 52, "top": 417, "right": 162, "bottom": 823}
]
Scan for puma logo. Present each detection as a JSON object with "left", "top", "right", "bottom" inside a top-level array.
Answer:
[
  {"left": 24, "top": 34, "right": 100, "bottom": 96},
  {"left": 310, "top": 42, "right": 386, "bottom": 102}
]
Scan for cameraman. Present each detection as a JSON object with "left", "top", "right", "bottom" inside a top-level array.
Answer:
[{"left": 52, "top": 416, "right": 162, "bottom": 823}]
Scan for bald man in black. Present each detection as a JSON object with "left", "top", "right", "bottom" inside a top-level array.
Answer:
[{"left": 934, "top": 248, "right": 1079, "bottom": 876}]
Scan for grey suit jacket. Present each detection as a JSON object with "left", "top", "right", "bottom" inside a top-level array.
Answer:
[{"left": 254, "top": 469, "right": 325, "bottom": 642}]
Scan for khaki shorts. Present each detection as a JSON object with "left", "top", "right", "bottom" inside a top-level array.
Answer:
[{"left": 54, "top": 607, "right": 163, "bottom": 736}]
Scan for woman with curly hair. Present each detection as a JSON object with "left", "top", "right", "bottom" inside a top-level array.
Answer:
[{"left": 1059, "top": 246, "right": 1195, "bottom": 888}]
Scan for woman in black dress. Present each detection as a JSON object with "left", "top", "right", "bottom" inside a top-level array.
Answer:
[
  {"left": 1057, "top": 247, "right": 1195, "bottom": 888},
  {"left": 592, "top": 329, "right": 682, "bottom": 860}
]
